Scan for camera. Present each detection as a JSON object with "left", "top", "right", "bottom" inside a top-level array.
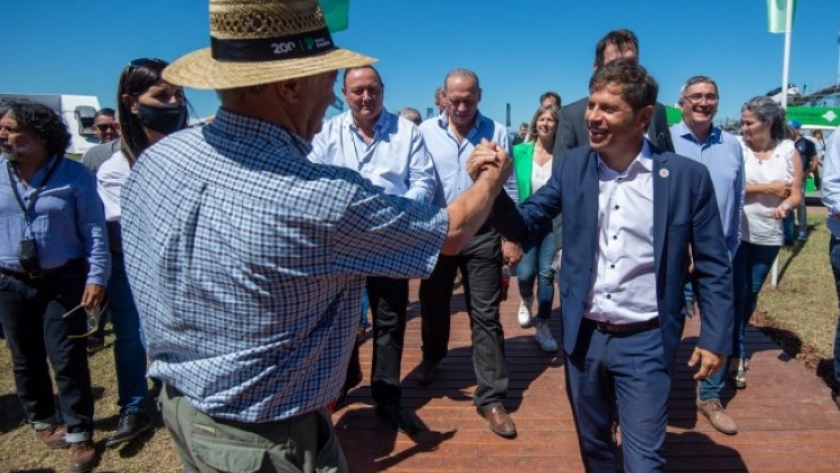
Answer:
[{"left": 19, "top": 238, "right": 41, "bottom": 274}]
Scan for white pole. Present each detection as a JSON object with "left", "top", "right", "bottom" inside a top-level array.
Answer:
[
  {"left": 772, "top": 0, "right": 795, "bottom": 287},
  {"left": 780, "top": 0, "right": 794, "bottom": 110}
]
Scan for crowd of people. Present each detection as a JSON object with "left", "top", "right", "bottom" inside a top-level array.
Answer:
[{"left": 1, "top": 1, "right": 840, "bottom": 473}]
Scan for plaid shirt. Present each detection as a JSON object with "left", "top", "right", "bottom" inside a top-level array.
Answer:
[{"left": 121, "top": 109, "right": 448, "bottom": 423}]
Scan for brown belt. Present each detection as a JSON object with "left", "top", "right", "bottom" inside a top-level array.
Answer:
[{"left": 583, "top": 317, "right": 660, "bottom": 334}]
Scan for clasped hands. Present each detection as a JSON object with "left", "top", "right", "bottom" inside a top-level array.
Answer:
[{"left": 466, "top": 139, "right": 512, "bottom": 182}]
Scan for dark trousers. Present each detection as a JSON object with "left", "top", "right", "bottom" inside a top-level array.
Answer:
[
  {"left": 419, "top": 229, "right": 508, "bottom": 408},
  {"left": 345, "top": 277, "right": 409, "bottom": 406},
  {"left": 0, "top": 269, "right": 94, "bottom": 438},
  {"left": 829, "top": 236, "right": 840, "bottom": 387},
  {"left": 565, "top": 323, "right": 669, "bottom": 473}
]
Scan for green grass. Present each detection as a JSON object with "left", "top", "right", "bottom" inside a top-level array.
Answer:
[{"left": 752, "top": 211, "right": 839, "bottom": 387}]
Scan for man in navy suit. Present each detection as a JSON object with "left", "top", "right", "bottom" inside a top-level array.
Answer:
[{"left": 471, "top": 59, "right": 733, "bottom": 473}]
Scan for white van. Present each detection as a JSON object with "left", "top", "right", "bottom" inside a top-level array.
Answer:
[{"left": 0, "top": 94, "right": 103, "bottom": 157}]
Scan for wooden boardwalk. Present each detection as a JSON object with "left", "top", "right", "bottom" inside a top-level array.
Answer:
[{"left": 332, "top": 279, "right": 840, "bottom": 472}]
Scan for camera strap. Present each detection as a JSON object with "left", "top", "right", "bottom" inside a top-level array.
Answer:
[{"left": 6, "top": 157, "right": 61, "bottom": 216}]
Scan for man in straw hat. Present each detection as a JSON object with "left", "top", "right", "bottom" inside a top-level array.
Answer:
[{"left": 119, "top": 1, "right": 512, "bottom": 471}]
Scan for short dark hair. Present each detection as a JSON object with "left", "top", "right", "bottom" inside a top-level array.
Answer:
[
  {"left": 539, "top": 91, "right": 562, "bottom": 108},
  {"left": 343, "top": 65, "right": 383, "bottom": 88},
  {"left": 589, "top": 58, "right": 658, "bottom": 113},
  {"left": 0, "top": 99, "right": 71, "bottom": 158},
  {"left": 595, "top": 29, "right": 639, "bottom": 69},
  {"left": 95, "top": 107, "right": 116, "bottom": 119}
]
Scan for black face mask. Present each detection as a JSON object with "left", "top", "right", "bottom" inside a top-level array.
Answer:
[{"left": 137, "top": 102, "right": 187, "bottom": 135}]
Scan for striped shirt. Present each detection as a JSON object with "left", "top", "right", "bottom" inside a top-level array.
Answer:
[{"left": 121, "top": 108, "right": 448, "bottom": 422}]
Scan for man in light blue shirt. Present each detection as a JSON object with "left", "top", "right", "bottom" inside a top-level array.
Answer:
[
  {"left": 417, "top": 68, "right": 521, "bottom": 439},
  {"left": 820, "top": 125, "right": 840, "bottom": 411},
  {"left": 309, "top": 65, "right": 436, "bottom": 434},
  {"left": 671, "top": 75, "right": 744, "bottom": 435}
]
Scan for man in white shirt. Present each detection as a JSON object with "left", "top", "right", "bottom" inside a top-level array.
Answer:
[{"left": 309, "top": 65, "right": 436, "bottom": 435}]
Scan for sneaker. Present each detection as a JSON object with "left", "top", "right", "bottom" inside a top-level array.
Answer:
[
  {"left": 697, "top": 398, "right": 737, "bottom": 435},
  {"left": 797, "top": 230, "right": 808, "bottom": 241},
  {"left": 534, "top": 320, "right": 558, "bottom": 353},
  {"left": 518, "top": 297, "right": 534, "bottom": 328}
]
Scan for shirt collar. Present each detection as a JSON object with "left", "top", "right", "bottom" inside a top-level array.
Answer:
[
  {"left": 597, "top": 139, "right": 654, "bottom": 175},
  {"left": 345, "top": 108, "right": 390, "bottom": 134},
  {"left": 675, "top": 120, "right": 722, "bottom": 145},
  {"left": 211, "top": 107, "right": 313, "bottom": 157},
  {"left": 436, "top": 110, "right": 486, "bottom": 134}
]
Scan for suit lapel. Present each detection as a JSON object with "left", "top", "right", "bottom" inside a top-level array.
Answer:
[
  {"left": 583, "top": 149, "right": 600, "bottom": 255},
  {"left": 653, "top": 152, "right": 669, "bottom": 274}
]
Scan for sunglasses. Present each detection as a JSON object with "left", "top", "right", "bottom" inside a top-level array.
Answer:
[
  {"left": 93, "top": 123, "right": 116, "bottom": 132},
  {"left": 125, "top": 57, "right": 169, "bottom": 74}
]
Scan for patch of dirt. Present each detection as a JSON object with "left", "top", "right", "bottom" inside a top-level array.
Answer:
[{"left": 751, "top": 310, "right": 837, "bottom": 391}]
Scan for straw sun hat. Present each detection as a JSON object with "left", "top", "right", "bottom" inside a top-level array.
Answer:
[{"left": 163, "top": 0, "right": 376, "bottom": 90}]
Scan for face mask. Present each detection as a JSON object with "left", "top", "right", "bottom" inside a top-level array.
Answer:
[{"left": 137, "top": 102, "right": 187, "bottom": 136}]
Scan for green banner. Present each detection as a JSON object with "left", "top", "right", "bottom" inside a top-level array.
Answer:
[
  {"left": 666, "top": 106, "right": 682, "bottom": 126},
  {"left": 767, "top": 0, "right": 797, "bottom": 34},
  {"left": 320, "top": 0, "right": 350, "bottom": 33},
  {"left": 786, "top": 106, "right": 840, "bottom": 128}
]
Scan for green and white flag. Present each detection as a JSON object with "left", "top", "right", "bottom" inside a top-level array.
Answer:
[
  {"left": 320, "top": 0, "right": 350, "bottom": 33},
  {"left": 767, "top": 0, "right": 797, "bottom": 34}
]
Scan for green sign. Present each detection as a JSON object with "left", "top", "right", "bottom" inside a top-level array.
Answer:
[
  {"left": 786, "top": 106, "right": 840, "bottom": 128},
  {"left": 665, "top": 106, "right": 682, "bottom": 126},
  {"left": 320, "top": 0, "right": 350, "bottom": 33}
]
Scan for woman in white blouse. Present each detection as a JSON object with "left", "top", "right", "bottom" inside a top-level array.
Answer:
[
  {"left": 96, "top": 58, "right": 188, "bottom": 448},
  {"left": 732, "top": 96, "right": 803, "bottom": 388},
  {"left": 511, "top": 104, "right": 560, "bottom": 353}
]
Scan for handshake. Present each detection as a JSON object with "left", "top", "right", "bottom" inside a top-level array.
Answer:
[{"left": 467, "top": 138, "right": 513, "bottom": 183}]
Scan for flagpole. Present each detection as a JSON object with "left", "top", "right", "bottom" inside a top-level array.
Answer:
[
  {"left": 772, "top": 0, "right": 795, "bottom": 287},
  {"left": 780, "top": 0, "right": 794, "bottom": 110}
]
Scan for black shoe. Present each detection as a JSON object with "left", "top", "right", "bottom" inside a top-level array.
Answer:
[
  {"left": 106, "top": 413, "right": 152, "bottom": 448},
  {"left": 375, "top": 404, "right": 419, "bottom": 435},
  {"left": 416, "top": 359, "right": 439, "bottom": 386}
]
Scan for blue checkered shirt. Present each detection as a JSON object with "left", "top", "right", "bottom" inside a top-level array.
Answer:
[{"left": 121, "top": 108, "right": 448, "bottom": 423}]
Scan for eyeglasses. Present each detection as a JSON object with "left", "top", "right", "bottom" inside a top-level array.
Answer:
[{"left": 684, "top": 93, "right": 719, "bottom": 104}]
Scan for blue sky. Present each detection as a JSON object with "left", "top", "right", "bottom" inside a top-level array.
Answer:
[{"left": 3, "top": 1, "right": 839, "bottom": 129}]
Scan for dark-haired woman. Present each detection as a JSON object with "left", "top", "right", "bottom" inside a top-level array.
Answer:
[
  {"left": 96, "top": 58, "right": 188, "bottom": 448},
  {"left": 0, "top": 99, "right": 110, "bottom": 473}
]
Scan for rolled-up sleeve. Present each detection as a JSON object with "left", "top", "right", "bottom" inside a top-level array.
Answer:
[{"left": 76, "top": 170, "right": 111, "bottom": 285}]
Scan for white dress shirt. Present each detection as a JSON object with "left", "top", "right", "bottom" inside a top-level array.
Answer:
[
  {"left": 585, "top": 141, "right": 658, "bottom": 324},
  {"left": 309, "top": 109, "right": 437, "bottom": 204}
]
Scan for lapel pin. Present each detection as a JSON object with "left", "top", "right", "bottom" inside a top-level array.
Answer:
[{"left": 659, "top": 169, "right": 669, "bottom": 178}]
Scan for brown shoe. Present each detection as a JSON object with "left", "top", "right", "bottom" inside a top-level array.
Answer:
[
  {"left": 34, "top": 424, "right": 68, "bottom": 449},
  {"left": 68, "top": 440, "right": 97, "bottom": 473},
  {"left": 697, "top": 398, "right": 738, "bottom": 435},
  {"left": 477, "top": 405, "right": 517, "bottom": 438}
]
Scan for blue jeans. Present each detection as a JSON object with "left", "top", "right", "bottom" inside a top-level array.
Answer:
[
  {"left": 829, "top": 236, "right": 840, "bottom": 387},
  {"left": 516, "top": 228, "right": 555, "bottom": 320},
  {"left": 732, "top": 241, "right": 780, "bottom": 359},
  {"left": 107, "top": 252, "right": 149, "bottom": 414}
]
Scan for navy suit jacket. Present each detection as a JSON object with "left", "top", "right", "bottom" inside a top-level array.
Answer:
[{"left": 493, "top": 144, "right": 733, "bottom": 371}]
